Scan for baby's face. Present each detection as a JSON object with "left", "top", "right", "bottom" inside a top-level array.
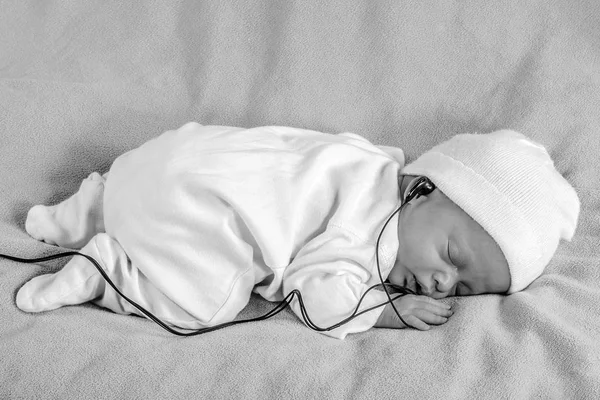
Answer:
[{"left": 388, "top": 179, "right": 511, "bottom": 298}]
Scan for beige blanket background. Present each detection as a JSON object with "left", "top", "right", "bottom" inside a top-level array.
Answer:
[{"left": 1, "top": 1, "right": 599, "bottom": 398}]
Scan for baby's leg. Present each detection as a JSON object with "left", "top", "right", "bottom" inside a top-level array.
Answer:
[
  {"left": 26, "top": 172, "right": 106, "bottom": 249},
  {"left": 17, "top": 233, "right": 205, "bottom": 330}
]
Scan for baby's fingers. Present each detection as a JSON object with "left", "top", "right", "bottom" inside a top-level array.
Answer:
[
  {"left": 403, "top": 315, "right": 431, "bottom": 331},
  {"left": 414, "top": 297, "right": 453, "bottom": 317},
  {"left": 412, "top": 309, "right": 451, "bottom": 326}
]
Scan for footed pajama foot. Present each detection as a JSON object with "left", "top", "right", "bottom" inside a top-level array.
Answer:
[
  {"left": 16, "top": 237, "right": 106, "bottom": 313},
  {"left": 25, "top": 172, "right": 105, "bottom": 249}
]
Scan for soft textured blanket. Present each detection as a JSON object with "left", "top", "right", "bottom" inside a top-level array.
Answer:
[{"left": 1, "top": 1, "right": 599, "bottom": 399}]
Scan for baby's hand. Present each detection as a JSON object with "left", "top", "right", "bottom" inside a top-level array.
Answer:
[{"left": 374, "top": 294, "right": 453, "bottom": 331}]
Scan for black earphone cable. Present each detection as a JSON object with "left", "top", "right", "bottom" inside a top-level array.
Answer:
[
  {"left": 1, "top": 178, "right": 432, "bottom": 336},
  {"left": 1, "top": 248, "right": 414, "bottom": 336}
]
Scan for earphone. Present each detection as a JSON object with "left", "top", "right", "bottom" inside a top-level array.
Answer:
[
  {"left": 1, "top": 176, "right": 437, "bottom": 336},
  {"left": 404, "top": 175, "right": 436, "bottom": 203}
]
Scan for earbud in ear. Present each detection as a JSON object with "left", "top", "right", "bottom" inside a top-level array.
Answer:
[{"left": 404, "top": 176, "right": 436, "bottom": 204}]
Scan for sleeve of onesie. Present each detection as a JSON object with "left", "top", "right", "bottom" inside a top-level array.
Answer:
[
  {"left": 336, "top": 132, "right": 405, "bottom": 166},
  {"left": 282, "top": 225, "right": 392, "bottom": 339}
]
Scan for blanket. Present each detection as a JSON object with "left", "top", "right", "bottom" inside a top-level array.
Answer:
[{"left": 1, "top": 1, "right": 599, "bottom": 398}]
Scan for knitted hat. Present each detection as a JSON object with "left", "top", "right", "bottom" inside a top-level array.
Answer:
[{"left": 401, "top": 130, "right": 580, "bottom": 293}]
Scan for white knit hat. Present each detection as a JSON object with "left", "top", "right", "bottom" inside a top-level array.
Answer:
[{"left": 401, "top": 130, "right": 580, "bottom": 293}]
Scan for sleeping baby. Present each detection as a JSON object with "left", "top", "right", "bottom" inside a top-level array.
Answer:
[{"left": 15, "top": 123, "right": 580, "bottom": 339}]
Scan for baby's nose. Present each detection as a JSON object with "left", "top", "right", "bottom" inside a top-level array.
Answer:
[
  {"left": 432, "top": 271, "right": 458, "bottom": 297},
  {"left": 419, "top": 282, "right": 450, "bottom": 299}
]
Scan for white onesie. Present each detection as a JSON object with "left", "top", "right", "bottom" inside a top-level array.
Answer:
[{"left": 19, "top": 123, "right": 405, "bottom": 339}]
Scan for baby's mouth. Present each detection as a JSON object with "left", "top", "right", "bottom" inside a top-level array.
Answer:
[
  {"left": 415, "top": 280, "right": 423, "bottom": 295},
  {"left": 404, "top": 275, "right": 421, "bottom": 294}
]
